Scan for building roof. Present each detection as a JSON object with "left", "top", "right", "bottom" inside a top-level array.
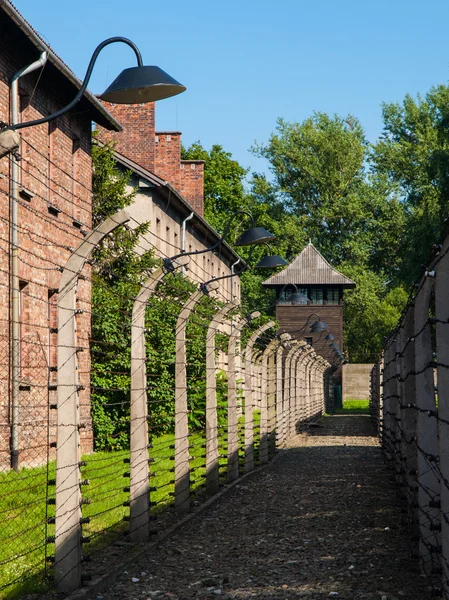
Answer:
[
  {"left": 113, "top": 148, "right": 244, "bottom": 266},
  {"left": 0, "top": 0, "right": 120, "bottom": 131},
  {"left": 262, "top": 242, "right": 356, "bottom": 288}
]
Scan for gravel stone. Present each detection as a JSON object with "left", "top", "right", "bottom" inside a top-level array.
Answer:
[{"left": 83, "top": 416, "right": 433, "bottom": 600}]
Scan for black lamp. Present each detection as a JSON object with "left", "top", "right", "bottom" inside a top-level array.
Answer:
[
  {"left": 310, "top": 320, "right": 329, "bottom": 333},
  {"left": 252, "top": 243, "right": 289, "bottom": 269},
  {"left": 100, "top": 65, "right": 185, "bottom": 104},
  {"left": 325, "top": 333, "right": 335, "bottom": 341},
  {"left": 1, "top": 37, "right": 185, "bottom": 134},
  {"left": 235, "top": 226, "right": 275, "bottom": 247},
  {"left": 254, "top": 253, "right": 289, "bottom": 269}
]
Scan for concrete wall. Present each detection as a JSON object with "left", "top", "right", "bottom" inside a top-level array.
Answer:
[{"left": 342, "top": 363, "right": 374, "bottom": 401}]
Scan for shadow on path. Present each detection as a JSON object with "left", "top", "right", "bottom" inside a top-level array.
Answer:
[{"left": 99, "top": 415, "right": 431, "bottom": 600}]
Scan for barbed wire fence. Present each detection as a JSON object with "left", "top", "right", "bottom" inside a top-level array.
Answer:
[
  {"left": 0, "top": 147, "right": 331, "bottom": 597},
  {"left": 370, "top": 227, "right": 449, "bottom": 599}
]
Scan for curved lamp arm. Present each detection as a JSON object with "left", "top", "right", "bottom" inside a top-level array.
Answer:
[
  {"left": 288, "top": 313, "right": 323, "bottom": 338},
  {"left": 164, "top": 210, "right": 255, "bottom": 272},
  {"left": 3, "top": 37, "right": 142, "bottom": 132}
]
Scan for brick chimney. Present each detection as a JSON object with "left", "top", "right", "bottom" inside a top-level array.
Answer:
[
  {"left": 154, "top": 132, "right": 182, "bottom": 191},
  {"left": 180, "top": 160, "right": 205, "bottom": 216},
  {"left": 96, "top": 101, "right": 156, "bottom": 172},
  {"left": 97, "top": 102, "right": 205, "bottom": 216}
]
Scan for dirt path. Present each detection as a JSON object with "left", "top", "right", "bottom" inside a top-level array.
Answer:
[{"left": 98, "top": 415, "right": 431, "bottom": 600}]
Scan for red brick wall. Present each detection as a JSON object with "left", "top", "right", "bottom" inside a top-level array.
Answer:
[
  {"left": 97, "top": 103, "right": 205, "bottom": 215},
  {"left": 97, "top": 101, "right": 156, "bottom": 173},
  {"left": 0, "top": 42, "right": 94, "bottom": 468}
]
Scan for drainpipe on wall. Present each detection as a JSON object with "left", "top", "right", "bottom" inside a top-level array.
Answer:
[
  {"left": 231, "top": 258, "right": 241, "bottom": 301},
  {"left": 180, "top": 211, "right": 194, "bottom": 274},
  {"left": 10, "top": 51, "right": 47, "bottom": 471}
]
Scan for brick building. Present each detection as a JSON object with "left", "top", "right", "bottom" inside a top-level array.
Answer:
[
  {"left": 0, "top": 0, "right": 120, "bottom": 469},
  {"left": 97, "top": 101, "right": 242, "bottom": 300},
  {"left": 0, "top": 2, "right": 242, "bottom": 470}
]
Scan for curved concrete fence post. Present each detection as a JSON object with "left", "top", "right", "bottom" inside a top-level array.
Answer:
[
  {"left": 382, "top": 337, "right": 396, "bottom": 461},
  {"left": 227, "top": 312, "right": 260, "bottom": 482},
  {"left": 130, "top": 267, "right": 164, "bottom": 542},
  {"left": 292, "top": 343, "right": 304, "bottom": 436},
  {"left": 55, "top": 210, "right": 130, "bottom": 594},
  {"left": 276, "top": 342, "right": 288, "bottom": 448},
  {"left": 435, "top": 235, "right": 449, "bottom": 594},
  {"left": 260, "top": 338, "right": 278, "bottom": 464},
  {"left": 244, "top": 321, "right": 275, "bottom": 472},
  {"left": 129, "top": 256, "right": 188, "bottom": 541},
  {"left": 284, "top": 342, "right": 299, "bottom": 441},
  {"left": 205, "top": 300, "right": 239, "bottom": 495},
  {"left": 174, "top": 286, "right": 204, "bottom": 513},
  {"left": 402, "top": 310, "right": 418, "bottom": 526},
  {"left": 414, "top": 275, "right": 440, "bottom": 574},
  {"left": 174, "top": 281, "right": 220, "bottom": 512}
]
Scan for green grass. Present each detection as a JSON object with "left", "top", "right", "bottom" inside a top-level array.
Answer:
[
  {"left": 0, "top": 414, "right": 261, "bottom": 598},
  {"left": 334, "top": 399, "right": 370, "bottom": 414}
]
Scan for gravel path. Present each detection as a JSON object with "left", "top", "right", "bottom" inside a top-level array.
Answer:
[{"left": 96, "top": 415, "right": 431, "bottom": 600}]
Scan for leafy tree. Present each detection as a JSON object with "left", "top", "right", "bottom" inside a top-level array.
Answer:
[
  {"left": 253, "top": 113, "right": 406, "bottom": 278},
  {"left": 181, "top": 142, "right": 307, "bottom": 315},
  {"left": 371, "top": 85, "right": 449, "bottom": 283},
  {"left": 91, "top": 137, "right": 158, "bottom": 450},
  {"left": 339, "top": 264, "right": 408, "bottom": 362},
  {"left": 91, "top": 138, "right": 227, "bottom": 449}
]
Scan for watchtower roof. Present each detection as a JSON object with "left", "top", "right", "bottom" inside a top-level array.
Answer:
[{"left": 262, "top": 242, "right": 356, "bottom": 288}]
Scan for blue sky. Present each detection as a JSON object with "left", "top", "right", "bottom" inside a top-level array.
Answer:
[{"left": 11, "top": 0, "right": 449, "bottom": 178}]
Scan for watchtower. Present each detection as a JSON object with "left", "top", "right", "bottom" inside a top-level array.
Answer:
[{"left": 262, "top": 243, "right": 355, "bottom": 362}]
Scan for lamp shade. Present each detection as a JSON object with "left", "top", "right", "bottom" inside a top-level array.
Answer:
[
  {"left": 310, "top": 320, "right": 328, "bottom": 333},
  {"left": 234, "top": 227, "right": 275, "bottom": 247},
  {"left": 325, "top": 334, "right": 334, "bottom": 341},
  {"left": 254, "top": 254, "right": 289, "bottom": 269},
  {"left": 100, "top": 65, "right": 186, "bottom": 104}
]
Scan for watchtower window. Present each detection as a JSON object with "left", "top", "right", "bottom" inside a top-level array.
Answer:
[
  {"left": 310, "top": 288, "right": 323, "bottom": 305},
  {"left": 327, "top": 288, "right": 340, "bottom": 305}
]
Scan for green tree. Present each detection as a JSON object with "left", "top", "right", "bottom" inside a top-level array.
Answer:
[
  {"left": 91, "top": 137, "right": 158, "bottom": 450},
  {"left": 181, "top": 142, "right": 307, "bottom": 314},
  {"left": 253, "top": 113, "right": 406, "bottom": 277},
  {"left": 339, "top": 264, "right": 408, "bottom": 362},
  {"left": 91, "top": 137, "right": 228, "bottom": 449},
  {"left": 372, "top": 85, "right": 449, "bottom": 283}
]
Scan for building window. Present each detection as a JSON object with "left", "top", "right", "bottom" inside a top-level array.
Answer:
[
  {"left": 327, "top": 288, "right": 340, "bottom": 305},
  {"left": 279, "top": 287, "right": 308, "bottom": 305},
  {"left": 305, "top": 337, "right": 313, "bottom": 346},
  {"left": 310, "top": 288, "right": 323, "bottom": 305}
]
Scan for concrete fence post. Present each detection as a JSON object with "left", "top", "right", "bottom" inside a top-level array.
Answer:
[
  {"left": 227, "top": 312, "right": 260, "bottom": 482},
  {"left": 401, "top": 311, "right": 418, "bottom": 528},
  {"left": 205, "top": 300, "right": 238, "bottom": 495},
  {"left": 267, "top": 344, "right": 277, "bottom": 456},
  {"left": 276, "top": 342, "right": 287, "bottom": 447},
  {"left": 129, "top": 267, "right": 164, "bottom": 542},
  {"left": 414, "top": 276, "right": 440, "bottom": 574},
  {"left": 435, "top": 235, "right": 449, "bottom": 595},
  {"left": 244, "top": 321, "right": 275, "bottom": 472},
  {"left": 284, "top": 342, "right": 298, "bottom": 440},
  {"left": 260, "top": 339, "right": 278, "bottom": 464},
  {"left": 174, "top": 281, "right": 219, "bottom": 513},
  {"left": 55, "top": 210, "right": 130, "bottom": 593}
]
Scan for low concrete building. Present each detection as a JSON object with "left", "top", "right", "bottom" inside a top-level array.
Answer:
[{"left": 342, "top": 363, "right": 374, "bottom": 401}]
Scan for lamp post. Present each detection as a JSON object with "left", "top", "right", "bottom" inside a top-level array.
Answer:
[{"left": 163, "top": 210, "right": 276, "bottom": 275}]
